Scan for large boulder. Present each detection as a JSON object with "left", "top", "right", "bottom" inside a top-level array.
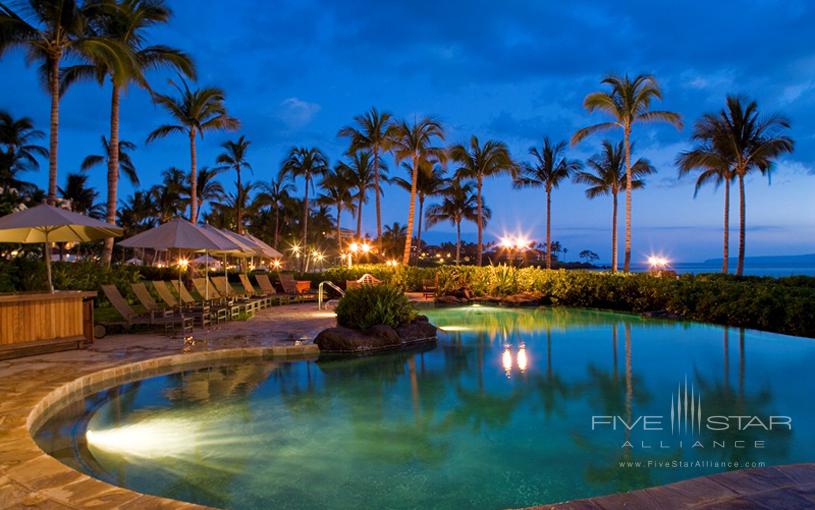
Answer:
[{"left": 315, "top": 317, "right": 437, "bottom": 354}]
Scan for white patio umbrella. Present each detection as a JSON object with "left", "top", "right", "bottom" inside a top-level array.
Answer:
[
  {"left": 242, "top": 232, "right": 284, "bottom": 259},
  {"left": 120, "top": 218, "right": 240, "bottom": 299},
  {"left": 0, "top": 204, "right": 123, "bottom": 292}
]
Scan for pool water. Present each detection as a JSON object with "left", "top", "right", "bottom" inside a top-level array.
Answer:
[{"left": 35, "top": 306, "right": 815, "bottom": 509}]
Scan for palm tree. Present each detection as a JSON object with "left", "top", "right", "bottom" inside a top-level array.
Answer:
[
  {"left": 677, "top": 133, "right": 735, "bottom": 273},
  {"left": 150, "top": 167, "right": 185, "bottom": 222},
  {"left": 680, "top": 96, "right": 793, "bottom": 275},
  {"left": 61, "top": 0, "right": 194, "bottom": 264},
  {"left": 192, "top": 166, "right": 225, "bottom": 217},
  {"left": 0, "top": 110, "right": 48, "bottom": 191},
  {"left": 118, "top": 189, "right": 156, "bottom": 233},
  {"left": 81, "top": 135, "right": 138, "bottom": 185},
  {"left": 255, "top": 170, "right": 294, "bottom": 249},
  {"left": 340, "top": 151, "right": 375, "bottom": 238},
  {"left": 451, "top": 136, "right": 515, "bottom": 266},
  {"left": 425, "top": 181, "right": 483, "bottom": 264},
  {"left": 571, "top": 74, "right": 682, "bottom": 271},
  {"left": 390, "top": 117, "right": 446, "bottom": 265},
  {"left": 381, "top": 222, "right": 407, "bottom": 258},
  {"left": 281, "top": 146, "right": 328, "bottom": 252},
  {"left": 0, "top": 0, "right": 133, "bottom": 203},
  {"left": 392, "top": 162, "right": 447, "bottom": 256},
  {"left": 317, "top": 165, "right": 356, "bottom": 253},
  {"left": 59, "top": 172, "right": 103, "bottom": 217},
  {"left": 574, "top": 140, "right": 655, "bottom": 272},
  {"left": 338, "top": 107, "right": 393, "bottom": 248},
  {"left": 146, "top": 78, "right": 238, "bottom": 222},
  {"left": 513, "top": 138, "right": 582, "bottom": 269},
  {"left": 215, "top": 135, "right": 251, "bottom": 233}
]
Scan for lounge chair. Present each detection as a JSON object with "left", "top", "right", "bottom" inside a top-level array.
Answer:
[
  {"left": 211, "top": 276, "right": 260, "bottom": 316},
  {"left": 152, "top": 281, "right": 211, "bottom": 328},
  {"left": 173, "top": 281, "right": 228, "bottom": 323},
  {"left": 101, "top": 284, "right": 192, "bottom": 334},
  {"left": 278, "top": 272, "right": 317, "bottom": 302},
  {"left": 422, "top": 275, "right": 438, "bottom": 299},
  {"left": 255, "top": 273, "right": 292, "bottom": 304},
  {"left": 131, "top": 282, "right": 173, "bottom": 319},
  {"left": 238, "top": 274, "right": 273, "bottom": 308},
  {"left": 192, "top": 278, "right": 240, "bottom": 320}
]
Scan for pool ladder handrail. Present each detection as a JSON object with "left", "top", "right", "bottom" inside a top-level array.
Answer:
[{"left": 318, "top": 281, "right": 345, "bottom": 309}]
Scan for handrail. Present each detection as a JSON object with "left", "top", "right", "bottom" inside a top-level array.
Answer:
[{"left": 318, "top": 281, "right": 345, "bottom": 309}]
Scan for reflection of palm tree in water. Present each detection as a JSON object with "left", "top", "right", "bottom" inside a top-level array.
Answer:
[{"left": 532, "top": 327, "right": 578, "bottom": 420}]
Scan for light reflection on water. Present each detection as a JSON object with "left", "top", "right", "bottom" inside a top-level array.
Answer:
[{"left": 35, "top": 306, "right": 815, "bottom": 509}]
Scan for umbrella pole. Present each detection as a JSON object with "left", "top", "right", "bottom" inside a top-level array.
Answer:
[
  {"left": 205, "top": 250, "right": 209, "bottom": 300},
  {"left": 223, "top": 255, "right": 228, "bottom": 296},
  {"left": 44, "top": 233, "right": 54, "bottom": 293}
]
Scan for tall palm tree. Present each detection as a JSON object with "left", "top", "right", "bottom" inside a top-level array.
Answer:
[
  {"left": 677, "top": 134, "right": 735, "bottom": 273},
  {"left": 425, "top": 181, "right": 483, "bottom": 264},
  {"left": 575, "top": 141, "right": 654, "bottom": 272},
  {"left": 61, "top": 0, "right": 194, "bottom": 264},
  {"left": 390, "top": 117, "right": 446, "bottom": 265},
  {"left": 680, "top": 96, "right": 793, "bottom": 275},
  {"left": 451, "top": 135, "right": 515, "bottom": 266},
  {"left": 146, "top": 78, "right": 238, "bottom": 222},
  {"left": 0, "top": 110, "right": 48, "bottom": 191},
  {"left": 317, "top": 165, "right": 356, "bottom": 253},
  {"left": 255, "top": 169, "right": 294, "bottom": 249},
  {"left": 59, "top": 172, "right": 103, "bottom": 217},
  {"left": 338, "top": 107, "right": 393, "bottom": 248},
  {"left": 513, "top": 138, "right": 582, "bottom": 269},
  {"left": 80, "top": 135, "right": 138, "bottom": 185},
  {"left": 340, "top": 151, "right": 375, "bottom": 238},
  {"left": 0, "top": 0, "right": 133, "bottom": 203},
  {"left": 571, "top": 74, "right": 682, "bottom": 271},
  {"left": 281, "top": 146, "right": 328, "bottom": 252},
  {"left": 215, "top": 135, "right": 251, "bottom": 233},
  {"left": 392, "top": 162, "right": 447, "bottom": 256}
]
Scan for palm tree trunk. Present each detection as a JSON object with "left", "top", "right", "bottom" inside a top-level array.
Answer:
[
  {"left": 374, "top": 149, "right": 382, "bottom": 249},
  {"left": 736, "top": 174, "right": 745, "bottom": 276},
  {"left": 336, "top": 204, "right": 343, "bottom": 253},
  {"left": 273, "top": 204, "right": 280, "bottom": 248},
  {"left": 455, "top": 219, "right": 461, "bottom": 264},
  {"left": 302, "top": 176, "right": 310, "bottom": 251},
  {"left": 545, "top": 188, "right": 552, "bottom": 269},
  {"left": 189, "top": 129, "right": 198, "bottom": 222},
  {"left": 611, "top": 192, "right": 618, "bottom": 273},
  {"left": 402, "top": 156, "right": 419, "bottom": 265},
  {"left": 47, "top": 53, "right": 62, "bottom": 204},
  {"left": 623, "top": 125, "right": 632, "bottom": 272},
  {"left": 416, "top": 194, "right": 425, "bottom": 258},
  {"left": 356, "top": 191, "right": 363, "bottom": 238},
  {"left": 102, "top": 84, "right": 121, "bottom": 266},
  {"left": 476, "top": 176, "right": 484, "bottom": 266},
  {"left": 236, "top": 166, "right": 242, "bottom": 233},
  {"left": 723, "top": 177, "right": 730, "bottom": 273}
]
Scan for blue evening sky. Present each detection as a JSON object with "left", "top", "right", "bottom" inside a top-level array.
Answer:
[{"left": 1, "top": 0, "right": 814, "bottom": 263}]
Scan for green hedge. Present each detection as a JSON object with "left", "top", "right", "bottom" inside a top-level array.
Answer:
[
  {"left": 0, "top": 258, "right": 142, "bottom": 293},
  {"left": 294, "top": 264, "right": 438, "bottom": 291},
  {"left": 335, "top": 285, "right": 417, "bottom": 330}
]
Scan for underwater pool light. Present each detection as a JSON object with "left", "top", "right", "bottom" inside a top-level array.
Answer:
[{"left": 86, "top": 418, "right": 199, "bottom": 458}]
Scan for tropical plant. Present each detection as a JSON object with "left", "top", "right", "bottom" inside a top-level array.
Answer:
[
  {"left": 146, "top": 77, "right": 238, "bottom": 222},
  {"left": 381, "top": 222, "right": 407, "bottom": 257},
  {"left": 339, "top": 150, "right": 376, "bottom": 238},
  {"left": 679, "top": 96, "right": 793, "bottom": 275},
  {"left": 117, "top": 189, "right": 155, "bottom": 232},
  {"left": 281, "top": 146, "right": 328, "bottom": 255},
  {"left": 255, "top": 169, "right": 294, "bottom": 248},
  {"left": 514, "top": 137, "right": 582, "bottom": 269},
  {"left": 150, "top": 166, "right": 185, "bottom": 222},
  {"left": 338, "top": 107, "right": 393, "bottom": 247},
  {"left": 61, "top": 0, "right": 194, "bottom": 264},
  {"left": 0, "top": 0, "right": 134, "bottom": 203},
  {"left": 392, "top": 162, "right": 447, "bottom": 255},
  {"left": 574, "top": 140, "right": 655, "bottom": 272},
  {"left": 335, "top": 284, "right": 416, "bottom": 330},
  {"left": 80, "top": 135, "right": 138, "bottom": 185},
  {"left": 59, "top": 172, "right": 103, "bottom": 217},
  {"left": 317, "top": 164, "right": 356, "bottom": 252},
  {"left": 451, "top": 136, "right": 515, "bottom": 266},
  {"left": 191, "top": 165, "right": 224, "bottom": 217},
  {"left": 571, "top": 74, "right": 682, "bottom": 271},
  {"left": 215, "top": 135, "right": 251, "bottom": 232},
  {"left": 0, "top": 110, "right": 47, "bottom": 191},
  {"left": 425, "top": 181, "right": 483, "bottom": 264},
  {"left": 390, "top": 117, "right": 446, "bottom": 265}
]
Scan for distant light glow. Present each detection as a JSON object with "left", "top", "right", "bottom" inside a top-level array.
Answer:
[
  {"left": 517, "top": 344, "right": 528, "bottom": 372},
  {"left": 647, "top": 255, "right": 670, "bottom": 269},
  {"left": 439, "top": 325, "right": 472, "bottom": 332},
  {"left": 502, "top": 346, "right": 513, "bottom": 376}
]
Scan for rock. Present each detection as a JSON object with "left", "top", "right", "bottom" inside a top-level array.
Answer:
[
  {"left": 435, "top": 295, "right": 467, "bottom": 305},
  {"left": 500, "top": 291, "right": 543, "bottom": 306},
  {"left": 315, "top": 318, "right": 437, "bottom": 354}
]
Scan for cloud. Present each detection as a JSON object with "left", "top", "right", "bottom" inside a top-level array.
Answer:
[{"left": 278, "top": 97, "right": 321, "bottom": 129}]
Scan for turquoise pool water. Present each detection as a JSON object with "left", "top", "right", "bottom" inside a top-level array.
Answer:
[{"left": 35, "top": 306, "right": 815, "bottom": 509}]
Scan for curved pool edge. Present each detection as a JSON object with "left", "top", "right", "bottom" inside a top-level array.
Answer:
[{"left": 6, "top": 344, "right": 317, "bottom": 510}]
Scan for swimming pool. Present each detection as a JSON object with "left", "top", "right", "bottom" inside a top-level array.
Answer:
[{"left": 34, "top": 306, "right": 815, "bottom": 509}]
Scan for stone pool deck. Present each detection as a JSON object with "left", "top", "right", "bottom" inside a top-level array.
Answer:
[{"left": 1, "top": 300, "right": 813, "bottom": 510}]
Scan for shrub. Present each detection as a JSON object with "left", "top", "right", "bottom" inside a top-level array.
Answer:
[
  {"left": 335, "top": 284, "right": 417, "bottom": 330},
  {"left": 295, "top": 264, "right": 438, "bottom": 291}
]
